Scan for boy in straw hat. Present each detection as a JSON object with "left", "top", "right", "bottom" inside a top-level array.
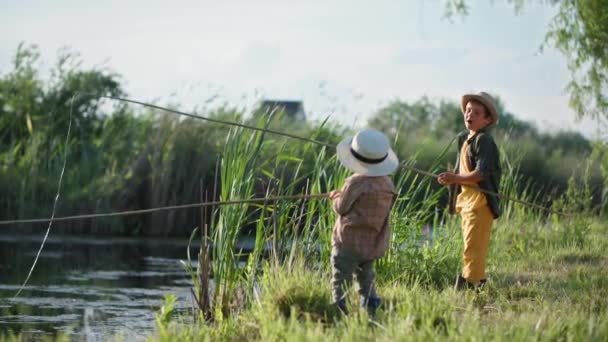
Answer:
[
  {"left": 329, "top": 128, "right": 398, "bottom": 315},
  {"left": 437, "top": 92, "right": 502, "bottom": 290}
]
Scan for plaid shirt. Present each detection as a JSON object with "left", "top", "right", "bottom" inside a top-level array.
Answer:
[{"left": 332, "top": 174, "right": 396, "bottom": 260}]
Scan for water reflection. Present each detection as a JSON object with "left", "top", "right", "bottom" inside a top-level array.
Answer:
[{"left": 0, "top": 234, "right": 195, "bottom": 341}]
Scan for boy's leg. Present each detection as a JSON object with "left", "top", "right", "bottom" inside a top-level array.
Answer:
[
  {"left": 355, "top": 260, "right": 381, "bottom": 314},
  {"left": 331, "top": 247, "right": 357, "bottom": 309},
  {"left": 355, "top": 259, "right": 378, "bottom": 299},
  {"left": 461, "top": 206, "right": 494, "bottom": 284}
]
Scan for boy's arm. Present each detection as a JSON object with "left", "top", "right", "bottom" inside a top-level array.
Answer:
[
  {"left": 475, "top": 134, "right": 499, "bottom": 179},
  {"left": 437, "top": 170, "right": 482, "bottom": 185},
  {"left": 455, "top": 170, "right": 483, "bottom": 184},
  {"left": 332, "top": 178, "right": 364, "bottom": 215}
]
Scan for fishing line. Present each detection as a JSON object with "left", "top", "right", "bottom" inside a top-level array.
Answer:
[{"left": 13, "top": 94, "right": 75, "bottom": 298}]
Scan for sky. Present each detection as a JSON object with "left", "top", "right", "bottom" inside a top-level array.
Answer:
[{"left": 0, "top": 0, "right": 601, "bottom": 138}]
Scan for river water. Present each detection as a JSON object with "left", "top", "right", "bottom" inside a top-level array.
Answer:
[{"left": 0, "top": 233, "right": 195, "bottom": 341}]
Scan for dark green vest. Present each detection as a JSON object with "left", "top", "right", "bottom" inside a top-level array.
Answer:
[{"left": 448, "top": 128, "right": 502, "bottom": 219}]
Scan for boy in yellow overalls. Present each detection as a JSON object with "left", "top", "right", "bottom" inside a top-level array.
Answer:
[{"left": 437, "top": 92, "right": 501, "bottom": 290}]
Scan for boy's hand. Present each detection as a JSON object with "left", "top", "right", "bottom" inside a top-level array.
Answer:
[
  {"left": 329, "top": 190, "right": 341, "bottom": 200},
  {"left": 437, "top": 172, "right": 459, "bottom": 185}
]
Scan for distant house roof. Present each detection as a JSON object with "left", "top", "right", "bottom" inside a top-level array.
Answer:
[{"left": 258, "top": 100, "right": 306, "bottom": 121}]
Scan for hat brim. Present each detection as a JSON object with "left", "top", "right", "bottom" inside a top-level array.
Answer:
[
  {"left": 461, "top": 94, "right": 499, "bottom": 126},
  {"left": 336, "top": 137, "right": 399, "bottom": 176}
]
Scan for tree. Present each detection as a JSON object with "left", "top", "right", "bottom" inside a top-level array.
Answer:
[
  {"left": 445, "top": 0, "right": 608, "bottom": 122},
  {"left": 0, "top": 43, "right": 125, "bottom": 159},
  {"left": 0, "top": 44, "right": 43, "bottom": 146},
  {"left": 546, "top": 0, "right": 608, "bottom": 121},
  {"left": 368, "top": 97, "right": 437, "bottom": 138}
]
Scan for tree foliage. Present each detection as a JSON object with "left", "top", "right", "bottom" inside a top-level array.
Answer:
[
  {"left": 545, "top": 0, "right": 608, "bottom": 121},
  {"left": 445, "top": 0, "right": 608, "bottom": 122}
]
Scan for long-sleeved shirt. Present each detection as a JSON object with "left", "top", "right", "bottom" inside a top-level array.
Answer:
[
  {"left": 448, "top": 128, "right": 501, "bottom": 218},
  {"left": 332, "top": 174, "right": 396, "bottom": 260},
  {"left": 455, "top": 140, "right": 488, "bottom": 212}
]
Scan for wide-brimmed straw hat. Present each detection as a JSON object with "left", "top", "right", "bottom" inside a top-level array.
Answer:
[
  {"left": 461, "top": 92, "right": 499, "bottom": 126},
  {"left": 336, "top": 128, "right": 399, "bottom": 176}
]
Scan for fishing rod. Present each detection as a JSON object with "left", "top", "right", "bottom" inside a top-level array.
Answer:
[
  {"left": 0, "top": 193, "right": 329, "bottom": 225},
  {"left": 77, "top": 92, "right": 333, "bottom": 148},
  {"left": 83, "top": 92, "right": 570, "bottom": 217},
  {"left": 0, "top": 166, "right": 570, "bottom": 226},
  {"left": 2, "top": 92, "right": 573, "bottom": 228},
  {"left": 401, "top": 165, "right": 572, "bottom": 217}
]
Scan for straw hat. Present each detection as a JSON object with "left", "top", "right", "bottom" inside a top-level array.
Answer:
[
  {"left": 461, "top": 92, "right": 499, "bottom": 126},
  {"left": 336, "top": 128, "right": 399, "bottom": 176}
]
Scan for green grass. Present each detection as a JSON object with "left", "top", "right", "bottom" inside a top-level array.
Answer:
[{"left": 144, "top": 213, "right": 608, "bottom": 342}]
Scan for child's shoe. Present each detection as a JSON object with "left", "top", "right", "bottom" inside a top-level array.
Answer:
[
  {"left": 454, "top": 275, "right": 488, "bottom": 291},
  {"left": 453, "top": 275, "right": 474, "bottom": 290},
  {"left": 361, "top": 296, "right": 382, "bottom": 316},
  {"left": 476, "top": 278, "right": 487, "bottom": 291},
  {"left": 333, "top": 298, "right": 348, "bottom": 316}
]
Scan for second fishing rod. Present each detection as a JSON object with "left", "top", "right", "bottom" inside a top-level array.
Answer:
[{"left": 70, "top": 92, "right": 571, "bottom": 218}]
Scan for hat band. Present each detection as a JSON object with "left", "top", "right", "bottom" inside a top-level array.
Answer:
[{"left": 350, "top": 148, "right": 388, "bottom": 164}]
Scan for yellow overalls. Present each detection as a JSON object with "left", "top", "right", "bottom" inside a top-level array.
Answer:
[{"left": 456, "top": 140, "right": 494, "bottom": 284}]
